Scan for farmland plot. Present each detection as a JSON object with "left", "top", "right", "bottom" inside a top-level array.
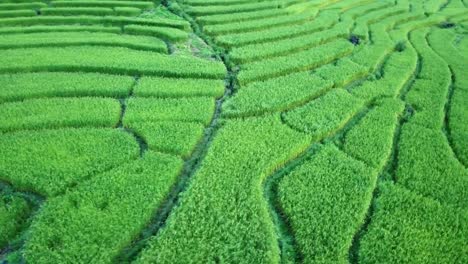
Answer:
[{"left": 0, "top": 0, "right": 466, "bottom": 263}]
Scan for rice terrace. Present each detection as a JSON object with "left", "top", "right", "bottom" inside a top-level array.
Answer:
[{"left": 0, "top": 0, "right": 467, "bottom": 263}]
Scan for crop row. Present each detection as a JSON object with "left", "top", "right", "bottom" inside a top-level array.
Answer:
[
  {"left": 123, "top": 97, "right": 216, "bottom": 126},
  {"left": 237, "top": 38, "right": 354, "bottom": 85},
  {"left": 0, "top": 97, "right": 121, "bottom": 132},
  {"left": 0, "top": 10, "right": 36, "bottom": 18},
  {"left": 229, "top": 21, "right": 350, "bottom": 63},
  {"left": 0, "top": 15, "right": 190, "bottom": 30},
  {"left": 135, "top": 114, "right": 311, "bottom": 263},
  {"left": 184, "top": 1, "right": 282, "bottom": 16},
  {"left": 283, "top": 89, "right": 364, "bottom": 139},
  {"left": 196, "top": 8, "right": 289, "bottom": 25},
  {"left": 223, "top": 58, "right": 367, "bottom": 118},
  {"left": 279, "top": 144, "right": 377, "bottom": 263},
  {"left": 223, "top": 73, "right": 333, "bottom": 117},
  {"left": 207, "top": 0, "right": 394, "bottom": 49},
  {"left": 359, "top": 183, "right": 467, "bottom": 263},
  {"left": 40, "top": 7, "right": 143, "bottom": 17},
  {"left": 215, "top": 9, "right": 338, "bottom": 47},
  {"left": 427, "top": 28, "right": 468, "bottom": 166},
  {"left": 0, "top": 31, "right": 168, "bottom": 52},
  {"left": 124, "top": 24, "right": 189, "bottom": 41},
  {"left": 406, "top": 28, "right": 450, "bottom": 129},
  {"left": 134, "top": 76, "right": 225, "bottom": 98},
  {"left": 204, "top": 10, "right": 317, "bottom": 36},
  {"left": 0, "top": 25, "right": 121, "bottom": 35},
  {"left": 0, "top": 193, "right": 31, "bottom": 248},
  {"left": 126, "top": 121, "right": 205, "bottom": 158},
  {"left": 351, "top": 47, "right": 418, "bottom": 102},
  {"left": 0, "top": 2, "right": 47, "bottom": 11},
  {"left": 50, "top": 1, "right": 156, "bottom": 9},
  {"left": 0, "top": 72, "right": 134, "bottom": 103},
  {"left": 182, "top": 0, "right": 259, "bottom": 6},
  {"left": 343, "top": 99, "right": 404, "bottom": 168},
  {"left": 0, "top": 46, "right": 226, "bottom": 78},
  {"left": 23, "top": 151, "right": 183, "bottom": 262},
  {"left": 0, "top": 128, "right": 140, "bottom": 196}
]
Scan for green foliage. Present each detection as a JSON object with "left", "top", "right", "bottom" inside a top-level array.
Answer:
[
  {"left": 237, "top": 39, "right": 354, "bottom": 85},
  {"left": 0, "top": 2, "right": 47, "bottom": 10},
  {"left": 427, "top": 28, "right": 468, "bottom": 166},
  {"left": 284, "top": 89, "right": 364, "bottom": 139},
  {"left": 127, "top": 121, "right": 205, "bottom": 158},
  {"left": 0, "top": 46, "right": 226, "bottom": 78},
  {"left": 359, "top": 183, "right": 468, "bottom": 264},
  {"left": 183, "top": 0, "right": 254, "bottom": 5},
  {"left": 0, "top": 15, "right": 189, "bottom": 30},
  {"left": 0, "top": 72, "right": 134, "bottom": 102},
  {"left": 204, "top": 11, "right": 316, "bottom": 36},
  {"left": 314, "top": 58, "right": 368, "bottom": 87},
  {"left": 134, "top": 76, "right": 225, "bottom": 98},
  {"left": 397, "top": 122, "right": 468, "bottom": 209},
  {"left": 136, "top": 114, "right": 311, "bottom": 263},
  {"left": 185, "top": 1, "right": 279, "bottom": 16},
  {"left": 353, "top": 6, "right": 407, "bottom": 39},
  {"left": 229, "top": 24, "right": 350, "bottom": 63},
  {"left": 0, "top": 31, "right": 168, "bottom": 53},
  {"left": 216, "top": 10, "right": 338, "bottom": 47},
  {"left": 0, "top": 97, "right": 121, "bottom": 132},
  {"left": 344, "top": 99, "right": 404, "bottom": 168},
  {"left": 0, "top": 25, "right": 122, "bottom": 34},
  {"left": 223, "top": 73, "right": 333, "bottom": 117},
  {"left": 197, "top": 8, "right": 288, "bottom": 25},
  {"left": 405, "top": 29, "right": 450, "bottom": 128},
  {"left": 450, "top": 88, "right": 468, "bottom": 166},
  {"left": 279, "top": 144, "right": 377, "bottom": 263},
  {"left": 41, "top": 7, "right": 115, "bottom": 16},
  {"left": 352, "top": 47, "right": 418, "bottom": 101},
  {"left": 24, "top": 151, "right": 183, "bottom": 263},
  {"left": 50, "top": 0, "right": 155, "bottom": 10},
  {"left": 124, "top": 97, "right": 215, "bottom": 125},
  {"left": 114, "top": 7, "right": 142, "bottom": 16},
  {"left": 124, "top": 24, "right": 189, "bottom": 42},
  {"left": 0, "top": 0, "right": 466, "bottom": 261},
  {"left": 0, "top": 10, "right": 36, "bottom": 18},
  {"left": 0, "top": 194, "right": 31, "bottom": 248},
  {"left": 0, "top": 128, "right": 139, "bottom": 196}
]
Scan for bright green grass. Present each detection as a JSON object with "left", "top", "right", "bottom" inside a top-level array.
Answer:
[
  {"left": 0, "top": 128, "right": 139, "bottom": 196},
  {"left": 0, "top": 194, "right": 31, "bottom": 248},
  {"left": 23, "top": 151, "right": 183, "bottom": 263},
  {"left": 284, "top": 89, "right": 364, "bottom": 138},
  {"left": 359, "top": 183, "right": 468, "bottom": 264},
  {"left": 343, "top": 99, "right": 404, "bottom": 168},
  {"left": 0, "top": 31, "right": 168, "bottom": 52},
  {"left": 134, "top": 76, "right": 225, "bottom": 98},
  {"left": 0, "top": 0, "right": 467, "bottom": 262},
  {"left": 0, "top": 97, "right": 121, "bottom": 132},
  {"left": 0, "top": 25, "right": 122, "bottom": 34},
  {"left": 124, "top": 97, "right": 216, "bottom": 125},
  {"left": 124, "top": 24, "right": 189, "bottom": 42},
  {"left": 223, "top": 73, "right": 333, "bottom": 117},
  {"left": 279, "top": 144, "right": 377, "bottom": 263},
  {"left": 237, "top": 39, "right": 354, "bottom": 85},
  {"left": 0, "top": 72, "right": 134, "bottom": 102},
  {"left": 127, "top": 121, "right": 205, "bottom": 158},
  {"left": 136, "top": 115, "right": 311, "bottom": 263},
  {"left": 397, "top": 122, "right": 468, "bottom": 209},
  {"left": 0, "top": 46, "right": 226, "bottom": 78},
  {"left": 0, "top": 15, "right": 189, "bottom": 30}
]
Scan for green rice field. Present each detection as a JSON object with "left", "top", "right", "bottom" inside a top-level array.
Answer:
[{"left": 0, "top": 0, "right": 467, "bottom": 263}]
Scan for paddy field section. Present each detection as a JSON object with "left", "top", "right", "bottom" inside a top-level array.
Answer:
[{"left": 0, "top": 0, "right": 466, "bottom": 263}]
